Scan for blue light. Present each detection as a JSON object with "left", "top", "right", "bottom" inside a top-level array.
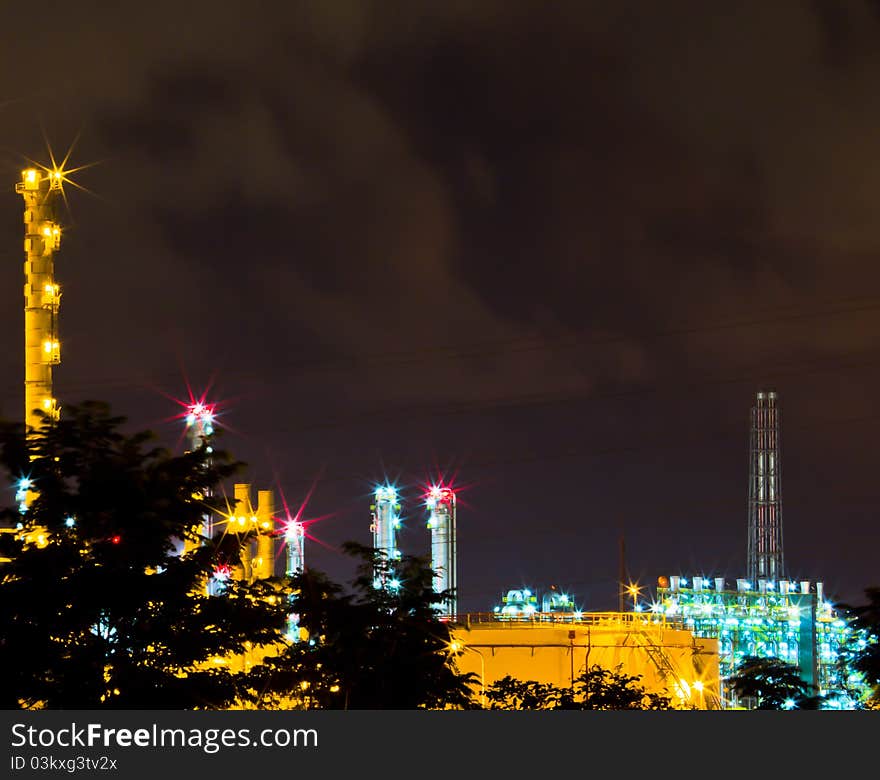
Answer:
[
  {"left": 65, "top": 517, "right": 75, "bottom": 527},
  {"left": 375, "top": 485, "right": 397, "bottom": 502}
]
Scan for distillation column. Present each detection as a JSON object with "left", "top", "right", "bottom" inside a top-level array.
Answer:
[
  {"left": 285, "top": 518, "right": 305, "bottom": 576},
  {"left": 231, "top": 483, "right": 256, "bottom": 583},
  {"left": 370, "top": 485, "right": 401, "bottom": 586},
  {"left": 747, "top": 390, "right": 784, "bottom": 584},
  {"left": 183, "top": 402, "right": 216, "bottom": 557},
  {"left": 228, "top": 484, "right": 277, "bottom": 583},
  {"left": 254, "top": 489, "right": 276, "bottom": 581},
  {"left": 16, "top": 168, "right": 63, "bottom": 432},
  {"left": 426, "top": 485, "right": 457, "bottom": 617},
  {"left": 284, "top": 516, "right": 305, "bottom": 640}
]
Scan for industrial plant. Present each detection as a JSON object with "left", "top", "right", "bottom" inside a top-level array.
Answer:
[{"left": 4, "top": 165, "right": 873, "bottom": 710}]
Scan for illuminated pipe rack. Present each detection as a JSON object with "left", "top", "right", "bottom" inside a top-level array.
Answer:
[
  {"left": 16, "top": 168, "right": 64, "bottom": 432},
  {"left": 426, "top": 485, "right": 457, "bottom": 617},
  {"left": 654, "top": 574, "right": 871, "bottom": 708},
  {"left": 370, "top": 485, "right": 401, "bottom": 588}
]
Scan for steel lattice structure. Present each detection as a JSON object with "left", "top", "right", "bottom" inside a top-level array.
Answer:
[{"left": 747, "top": 390, "right": 784, "bottom": 584}]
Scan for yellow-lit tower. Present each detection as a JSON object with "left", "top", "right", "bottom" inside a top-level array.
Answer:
[
  {"left": 16, "top": 167, "right": 64, "bottom": 432},
  {"left": 227, "top": 483, "right": 276, "bottom": 583}
]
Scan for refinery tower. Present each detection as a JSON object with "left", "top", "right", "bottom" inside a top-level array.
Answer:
[
  {"left": 747, "top": 390, "right": 784, "bottom": 584},
  {"left": 17, "top": 168, "right": 64, "bottom": 432},
  {"left": 426, "top": 485, "right": 457, "bottom": 618},
  {"left": 370, "top": 485, "right": 401, "bottom": 587},
  {"left": 654, "top": 390, "right": 871, "bottom": 707}
]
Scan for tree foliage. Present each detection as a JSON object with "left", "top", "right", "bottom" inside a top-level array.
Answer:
[
  {"left": 0, "top": 402, "right": 289, "bottom": 709},
  {"left": 483, "top": 675, "right": 561, "bottom": 710},
  {"left": 485, "top": 665, "right": 674, "bottom": 710},
  {"left": 727, "top": 656, "right": 824, "bottom": 710},
  {"left": 248, "top": 542, "right": 478, "bottom": 709},
  {"left": 839, "top": 587, "right": 880, "bottom": 709}
]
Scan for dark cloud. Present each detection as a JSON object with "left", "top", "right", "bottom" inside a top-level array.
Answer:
[{"left": 1, "top": 1, "right": 879, "bottom": 610}]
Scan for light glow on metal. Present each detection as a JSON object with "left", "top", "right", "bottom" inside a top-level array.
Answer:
[
  {"left": 371, "top": 483, "right": 401, "bottom": 587},
  {"left": 426, "top": 483, "right": 457, "bottom": 617},
  {"left": 655, "top": 573, "right": 873, "bottom": 708}
]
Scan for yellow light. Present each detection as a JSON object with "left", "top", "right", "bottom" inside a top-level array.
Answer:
[
  {"left": 43, "top": 226, "right": 52, "bottom": 236},
  {"left": 44, "top": 341, "right": 52, "bottom": 352},
  {"left": 329, "top": 685, "right": 340, "bottom": 693},
  {"left": 449, "top": 641, "right": 461, "bottom": 653},
  {"left": 261, "top": 521, "right": 270, "bottom": 529},
  {"left": 42, "top": 399, "right": 53, "bottom": 409},
  {"left": 25, "top": 169, "right": 37, "bottom": 183},
  {"left": 237, "top": 517, "right": 245, "bottom": 526},
  {"left": 299, "top": 681, "right": 309, "bottom": 691},
  {"left": 693, "top": 680, "right": 704, "bottom": 692},
  {"left": 678, "top": 678, "right": 691, "bottom": 699},
  {"left": 249, "top": 515, "right": 258, "bottom": 524}
]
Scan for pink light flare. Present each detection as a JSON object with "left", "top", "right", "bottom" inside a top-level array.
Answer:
[{"left": 272, "top": 476, "right": 338, "bottom": 559}]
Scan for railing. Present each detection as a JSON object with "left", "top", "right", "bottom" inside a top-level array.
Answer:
[{"left": 456, "top": 611, "right": 687, "bottom": 630}]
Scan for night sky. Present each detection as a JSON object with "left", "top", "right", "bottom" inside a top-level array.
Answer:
[{"left": 1, "top": 1, "right": 878, "bottom": 612}]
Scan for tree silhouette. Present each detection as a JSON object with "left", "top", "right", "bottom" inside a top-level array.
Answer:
[
  {"left": 0, "top": 402, "right": 289, "bottom": 709},
  {"left": 839, "top": 587, "right": 880, "bottom": 709},
  {"left": 727, "top": 656, "right": 824, "bottom": 710},
  {"left": 485, "top": 665, "right": 673, "bottom": 710},
  {"left": 249, "top": 542, "right": 477, "bottom": 709},
  {"left": 484, "top": 675, "right": 562, "bottom": 710}
]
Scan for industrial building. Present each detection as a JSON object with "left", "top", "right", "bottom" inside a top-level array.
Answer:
[
  {"left": 652, "top": 574, "right": 863, "bottom": 707},
  {"left": 4, "top": 165, "right": 871, "bottom": 710},
  {"left": 450, "top": 612, "right": 720, "bottom": 709},
  {"left": 648, "top": 391, "right": 871, "bottom": 708}
]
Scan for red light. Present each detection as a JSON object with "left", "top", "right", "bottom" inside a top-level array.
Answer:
[{"left": 111, "top": 535, "right": 121, "bottom": 545}]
